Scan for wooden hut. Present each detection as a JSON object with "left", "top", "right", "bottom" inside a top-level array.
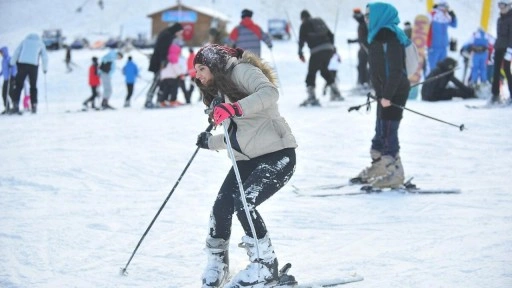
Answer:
[{"left": 147, "top": 3, "right": 230, "bottom": 46}]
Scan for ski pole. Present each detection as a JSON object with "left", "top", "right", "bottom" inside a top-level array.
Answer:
[
  {"left": 348, "top": 67, "right": 461, "bottom": 112},
  {"left": 269, "top": 50, "right": 284, "bottom": 97},
  {"left": 221, "top": 120, "right": 261, "bottom": 268},
  {"left": 44, "top": 72, "right": 48, "bottom": 112},
  {"left": 365, "top": 92, "right": 465, "bottom": 131},
  {"left": 120, "top": 123, "right": 214, "bottom": 276}
]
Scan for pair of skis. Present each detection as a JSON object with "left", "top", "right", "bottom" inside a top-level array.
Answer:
[
  {"left": 292, "top": 178, "right": 460, "bottom": 197},
  {"left": 219, "top": 263, "right": 363, "bottom": 288}
]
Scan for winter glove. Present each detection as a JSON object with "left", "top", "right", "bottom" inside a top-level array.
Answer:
[
  {"left": 196, "top": 132, "right": 212, "bottom": 149},
  {"left": 298, "top": 52, "right": 305, "bottom": 63},
  {"left": 448, "top": 10, "right": 456, "bottom": 19},
  {"left": 212, "top": 102, "right": 243, "bottom": 125},
  {"left": 505, "top": 48, "right": 512, "bottom": 61}
]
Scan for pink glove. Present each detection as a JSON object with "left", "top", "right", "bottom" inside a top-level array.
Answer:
[{"left": 212, "top": 102, "right": 243, "bottom": 125}]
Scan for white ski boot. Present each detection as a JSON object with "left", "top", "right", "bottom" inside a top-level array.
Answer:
[
  {"left": 224, "top": 234, "right": 279, "bottom": 288},
  {"left": 202, "top": 237, "right": 230, "bottom": 288}
]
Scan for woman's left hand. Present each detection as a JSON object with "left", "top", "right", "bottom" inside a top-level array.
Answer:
[{"left": 213, "top": 102, "right": 243, "bottom": 125}]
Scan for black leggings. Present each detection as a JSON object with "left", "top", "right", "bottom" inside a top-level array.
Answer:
[{"left": 209, "top": 148, "right": 296, "bottom": 240}]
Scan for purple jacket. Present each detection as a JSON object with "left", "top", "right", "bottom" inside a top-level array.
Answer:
[{"left": 0, "top": 46, "right": 17, "bottom": 80}]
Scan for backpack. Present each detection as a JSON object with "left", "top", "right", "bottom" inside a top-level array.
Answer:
[
  {"left": 404, "top": 42, "right": 420, "bottom": 78},
  {"left": 99, "top": 61, "right": 112, "bottom": 73}
]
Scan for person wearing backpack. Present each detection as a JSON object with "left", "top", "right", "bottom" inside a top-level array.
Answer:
[
  {"left": 351, "top": 2, "right": 410, "bottom": 189},
  {"left": 99, "top": 49, "right": 123, "bottom": 109},
  {"left": 298, "top": 9, "right": 343, "bottom": 107}
]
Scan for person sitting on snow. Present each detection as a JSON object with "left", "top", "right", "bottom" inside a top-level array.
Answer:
[{"left": 421, "top": 57, "right": 476, "bottom": 101}]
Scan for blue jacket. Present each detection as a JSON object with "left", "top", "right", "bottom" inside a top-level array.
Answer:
[
  {"left": 101, "top": 49, "right": 119, "bottom": 76},
  {"left": 428, "top": 8, "right": 457, "bottom": 48},
  {"left": 0, "top": 46, "right": 17, "bottom": 80},
  {"left": 10, "top": 33, "right": 48, "bottom": 71},
  {"left": 122, "top": 60, "right": 139, "bottom": 84}
]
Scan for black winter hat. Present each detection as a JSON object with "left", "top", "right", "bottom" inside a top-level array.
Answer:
[
  {"left": 300, "top": 10, "right": 311, "bottom": 20},
  {"left": 241, "top": 9, "right": 253, "bottom": 18}
]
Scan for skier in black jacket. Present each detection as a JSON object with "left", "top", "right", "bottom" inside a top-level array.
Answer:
[
  {"left": 491, "top": 0, "right": 512, "bottom": 104},
  {"left": 347, "top": 8, "right": 370, "bottom": 90},
  {"left": 145, "top": 23, "right": 183, "bottom": 108},
  {"left": 421, "top": 57, "right": 475, "bottom": 101},
  {"left": 298, "top": 10, "right": 343, "bottom": 106}
]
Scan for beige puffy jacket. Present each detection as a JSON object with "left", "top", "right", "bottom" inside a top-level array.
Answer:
[{"left": 208, "top": 55, "right": 297, "bottom": 161}]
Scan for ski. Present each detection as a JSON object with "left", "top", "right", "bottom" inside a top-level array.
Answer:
[
  {"left": 465, "top": 103, "right": 510, "bottom": 109},
  {"left": 266, "top": 263, "right": 363, "bottom": 288},
  {"left": 292, "top": 179, "right": 460, "bottom": 197}
]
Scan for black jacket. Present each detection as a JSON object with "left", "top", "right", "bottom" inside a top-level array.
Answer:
[
  {"left": 368, "top": 28, "right": 410, "bottom": 120},
  {"left": 495, "top": 9, "right": 512, "bottom": 50},
  {"left": 421, "top": 57, "right": 467, "bottom": 101},
  {"left": 148, "top": 23, "right": 183, "bottom": 73},
  {"left": 298, "top": 17, "right": 334, "bottom": 55}
]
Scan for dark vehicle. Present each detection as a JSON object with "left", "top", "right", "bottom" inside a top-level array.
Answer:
[
  {"left": 70, "top": 38, "right": 88, "bottom": 49},
  {"left": 268, "top": 19, "right": 290, "bottom": 40},
  {"left": 105, "top": 37, "right": 122, "bottom": 49},
  {"left": 42, "top": 29, "right": 65, "bottom": 50}
]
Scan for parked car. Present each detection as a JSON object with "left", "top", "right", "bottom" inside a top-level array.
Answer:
[
  {"left": 70, "top": 38, "right": 88, "bottom": 49},
  {"left": 42, "top": 29, "right": 65, "bottom": 50},
  {"left": 268, "top": 19, "right": 290, "bottom": 40}
]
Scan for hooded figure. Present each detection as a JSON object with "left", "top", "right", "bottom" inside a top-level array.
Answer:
[
  {"left": 351, "top": 2, "right": 410, "bottom": 189},
  {"left": 421, "top": 57, "right": 475, "bottom": 101}
]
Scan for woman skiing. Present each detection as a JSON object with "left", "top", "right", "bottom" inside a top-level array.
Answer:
[
  {"left": 193, "top": 44, "right": 297, "bottom": 288},
  {"left": 352, "top": 2, "right": 410, "bottom": 188}
]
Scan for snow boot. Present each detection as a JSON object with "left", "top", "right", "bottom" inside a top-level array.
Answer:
[
  {"left": 101, "top": 99, "right": 115, "bottom": 110},
  {"left": 329, "top": 83, "right": 344, "bottom": 101},
  {"left": 225, "top": 234, "right": 279, "bottom": 288},
  {"left": 350, "top": 149, "right": 388, "bottom": 184},
  {"left": 124, "top": 100, "right": 130, "bottom": 108},
  {"left": 370, "top": 155, "right": 405, "bottom": 189},
  {"left": 8, "top": 104, "right": 21, "bottom": 115},
  {"left": 31, "top": 103, "right": 37, "bottom": 114},
  {"left": 300, "top": 86, "right": 321, "bottom": 107},
  {"left": 202, "top": 237, "right": 230, "bottom": 288}
]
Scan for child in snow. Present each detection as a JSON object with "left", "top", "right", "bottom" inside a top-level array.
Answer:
[
  {"left": 122, "top": 56, "right": 139, "bottom": 107},
  {"left": 158, "top": 39, "right": 186, "bottom": 107},
  {"left": 83, "top": 57, "right": 100, "bottom": 109},
  {"left": 323, "top": 47, "right": 342, "bottom": 100},
  {"left": 194, "top": 44, "right": 297, "bottom": 287},
  {"left": 0, "top": 46, "right": 17, "bottom": 114},
  {"left": 462, "top": 28, "right": 495, "bottom": 91},
  {"left": 22, "top": 80, "right": 31, "bottom": 111}
]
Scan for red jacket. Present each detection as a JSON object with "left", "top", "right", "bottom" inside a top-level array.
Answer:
[
  {"left": 187, "top": 52, "right": 196, "bottom": 78},
  {"left": 89, "top": 64, "right": 100, "bottom": 86}
]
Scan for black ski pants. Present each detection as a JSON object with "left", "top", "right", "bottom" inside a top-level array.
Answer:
[
  {"left": 12, "top": 63, "right": 39, "bottom": 107},
  {"left": 305, "top": 49, "right": 335, "bottom": 88},
  {"left": 357, "top": 48, "right": 370, "bottom": 85},
  {"left": 209, "top": 148, "right": 296, "bottom": 241},
  {"left": 2, "top": 78, "right": 14, "bottom": 109},
  {"left": 491, "top": 48, "right": 512, "bottom": 98},
  {"left": 125, "top": 83, "right": 134, "bottom": 101}
]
